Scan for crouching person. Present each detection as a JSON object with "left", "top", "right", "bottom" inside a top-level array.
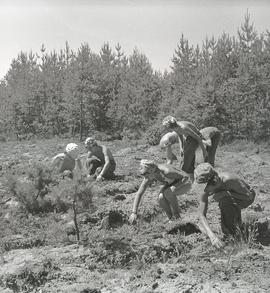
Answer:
[
  {"left": 159, "top": 131, "right": 183, "bottom": 164},
  {"left": 194, "top": 163, "right": 256, "bottom": 248},
  {"left": 52, "top": 143, "right": 83, "bottom": 179},
  {"left": 129, "top": 160, "right": 192, "bottom": 224},
  {"left": 84, "top": 137, "right": 116, "bottom": 181}
]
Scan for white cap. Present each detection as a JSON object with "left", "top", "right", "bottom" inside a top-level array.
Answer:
[{"left": 65, "top": 143, "right": 79, "bottom": 159}]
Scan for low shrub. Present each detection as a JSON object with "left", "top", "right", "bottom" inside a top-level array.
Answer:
[
  {"left": 2, "top": 258, "right": 58, "bottom": 292},
  {"left": 49, "top": 177, "right": 95, "bottom": 213},
  {"left": 144, "top": 123, "right": 166, "bottom": 146},
  {"left": 121, "top": 128, "right": 142, "bottom": 141}
]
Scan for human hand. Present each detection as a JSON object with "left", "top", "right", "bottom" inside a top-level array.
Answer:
[
  {"left": 96, "top": 174, "right": 104, "bottom": 182},
  {"left": 203, "top": 139, "right": 212, "bottom": 147},
  {"left": 129, "top": 212, "right": 138, "bottom": 224},
  {"left": 210, "top": 235, "right": 223, "bottom": 249}
]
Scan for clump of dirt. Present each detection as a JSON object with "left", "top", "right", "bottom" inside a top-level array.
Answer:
[
  {"left": 100, "top": 210, "right": 127, "bottom": 229},
  {"left": 167, "top": 222, "right": 202, "bottom": 236},
  {"left": 254, "top": 217, "right": 270, "bottom": 246}
]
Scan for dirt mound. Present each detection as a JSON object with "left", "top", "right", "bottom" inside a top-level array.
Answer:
[
  {"left": 100, "top": 210, "right": 127, "bottom": 229},
  {"left": 167, "top": 222, "right": 202, "bottom": 235}
]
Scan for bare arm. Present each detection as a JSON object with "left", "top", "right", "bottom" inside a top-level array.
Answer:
[
  {"left": 130, "top": 178, "right": 150, "bottom": 223},
  {"left": 73, "top": 158, "right": 84, "bottom": 180},
  {"left": 178, "top": 135, "right": 184, "bottom": 157},
  {"left": 98, "top": 146, "right": 111, "bottom": 178},
  {"left": 166, "top": 146, "right": 177, "bottom": 164},
  {"left": 132, "top": 178, "right": 150, "bottom": 213},
  {"left": 198, "top": 191, "right": 223, "bottom": 248},
  {"left": 181, "top": 123, "right": 208, "bottom": 159},
  {"left": 51, "top": 153, "right": 65, "bottom": 172}
]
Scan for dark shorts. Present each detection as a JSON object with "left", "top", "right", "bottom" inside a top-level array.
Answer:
[{"left": 215, "top": 190, "right": 255, "bottom": 236}]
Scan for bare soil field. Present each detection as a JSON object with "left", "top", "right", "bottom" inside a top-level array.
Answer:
[{"left": 0, "top": 138, "right": 270, "bottom": 293}]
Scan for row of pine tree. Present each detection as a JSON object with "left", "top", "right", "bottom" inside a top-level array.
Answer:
[{"left": 0, "top": 13, "right": 269, "bottom": 142}]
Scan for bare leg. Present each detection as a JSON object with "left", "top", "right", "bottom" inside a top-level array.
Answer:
[
  {"left": 158, "top": 193, "right": 173, "bottom": 220},
  {"left": 208, "top": 132, "right": 221, "bottom": 166},
  {"left": 163, "top": 188, "right": 180, "bottom": 218},
  {"left": 166, "top": 181, "right": 192, "bottom": 218}
]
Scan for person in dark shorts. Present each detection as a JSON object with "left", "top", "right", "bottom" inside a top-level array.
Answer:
[
  {"left": 194, "top": 163, "right": 256, "bottom": 248},
  {"left": 200, "top": 127, "right": 221, "bottom": 166},
  {"left": 162, "top": 116, "right": 208, "bottom": 176},
  {"left": 84, "top": 137, "right": 116, "bottom": 181}
]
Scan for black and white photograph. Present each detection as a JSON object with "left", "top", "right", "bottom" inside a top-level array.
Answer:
[{"left": 0, "top": 0, "right": 270, "bottom": 292}]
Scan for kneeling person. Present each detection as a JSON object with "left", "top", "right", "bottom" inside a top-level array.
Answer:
[
  {"left": 84, "top": 137, "right": 116, "bottom": 181},
  {"left": 129, "top": 160, "right": 192, "bottom": 224},
  {"left": 194, "top": 163, "right": 256, "bottom": 248},
  {"left": 52, "top": 143, "right": 82, "bottom": 179}
]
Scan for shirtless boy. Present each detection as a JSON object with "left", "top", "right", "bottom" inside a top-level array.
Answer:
[
  {"left": 129, "top": 160, "right": 192, "bottom": 224},
  {"left": 162, "top": 116, "right": 208, "bottom": 174},
  {"left": 200, "top": 127, "right": 221, "bottom": 166},
  {"left": 84, "top": 137, "right": 116, "bottom": 181},
  {"left": 194, "top": 163, "right": 256, "bottom": 248}
]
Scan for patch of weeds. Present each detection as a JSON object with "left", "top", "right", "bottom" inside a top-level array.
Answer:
[
  {"left": 2, "top": 235, "right": 45, "bottom": 251},
  {"left": 87, "top": 232, "right": 136, "bottom": 268},
  {"left": 6, "top": 162, "right": 56, "bottom": 214},
  {"left": 144, "top": 123, "right": 167, "bottom": 146},
  {"left": 49, "top": 178, "right": 94, "bottom": 213},
  {"left": 1, "top": 258, "right": 59, "bottom": 292}
]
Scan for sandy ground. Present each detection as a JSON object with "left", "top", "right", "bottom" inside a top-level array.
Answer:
[{"left": 0, "top": 138, "right": 269, "bottom": 293}]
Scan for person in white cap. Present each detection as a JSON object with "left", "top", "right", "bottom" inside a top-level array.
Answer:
[
  {"left": 194, "top": 163, "right": 256, "bottom": 248},
  {"left": 84, "top": 137, "right": 116, "bottom": 181},
  {"left": 52, "top": 143, "right": 83, "bottom": 178},
  {"left": 129, "top": 159, "right": 192, "bottom": 224}
]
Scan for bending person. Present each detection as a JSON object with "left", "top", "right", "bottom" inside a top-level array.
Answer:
[
  {"left": 194, "top": 163, "right": 256, "bottom": 248},
  {"left": 129, "top": 160, "right": 192, "bottom": 224},
  {"left": 84, "top": 137, "right": 116, "bottom": 181},
  {"left": 159, "top": 131, "right": 183, "bottom": 164},
  {"left": 200, "top": 127, "right": 221, "bottom": 166},
  {"left": 162, "top": 116, "right": 208, "bottom": 175},
  {"left": 52, "top": 143, "right": 82, "bottom": 179}
]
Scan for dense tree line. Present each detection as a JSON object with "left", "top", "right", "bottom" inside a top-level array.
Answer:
[{"left": 0, "top": 13, "right": 269, "bottom": 142}]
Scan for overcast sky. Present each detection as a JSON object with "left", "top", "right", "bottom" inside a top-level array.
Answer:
[{"left": 0, "top": 0, "right": 270, "bottom": 78}]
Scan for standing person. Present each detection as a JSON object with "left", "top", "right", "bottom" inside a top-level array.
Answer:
[
  {"left": 129, "top": 160, "right": 192, "bottom": 224},
  {"left": 194, "top": 163, "right": 256, "bottom": 248},
  {"left": 84, "top": 137, "right": 116, "bottom": 181},
  {"left": 200, "top": 127, "right": 221, "bottom": 167},
  {"left": 52, "top": 143, "right": 83, "bottom": 179},
  {"left": 159, "top": 131, "right": 183, "bottom": 164},
  {"left": 162, "top": 116, "right": 208, "bottom": 175}
]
